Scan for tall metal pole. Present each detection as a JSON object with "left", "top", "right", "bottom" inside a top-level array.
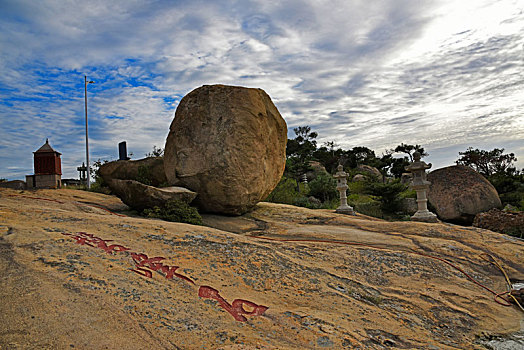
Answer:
[{"left": 84, "top": 76, "right": 91, "bottom": 189}]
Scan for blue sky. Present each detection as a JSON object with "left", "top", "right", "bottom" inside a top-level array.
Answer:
[{"left": 1, "top": 0, "right": 523, "bottom": 180}]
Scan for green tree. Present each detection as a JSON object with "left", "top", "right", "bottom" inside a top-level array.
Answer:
[
  {"left": 285, "top": 126, "right": 319, "bottom": 190},
  {"left": 456, "top": 148, "right": 522, "bottom": 208},
  {"left": 456, "top": 148, "right": 518, "bottom": 177},
  {"left": 308, "top": 173, "right": 338, "bottom": 202},
  {"left": 393, "top": 143, "right": 428, "bottom": 162},
  {"left": 489, "top": 172, "right": 524, "bottom": 208},
  {"left": 145, "top": 145, "right": 164, "bottom": 157},
  {"left": 88, "top": 159, "right": 110, "bottom": 193},
  {"left": 286, "top": 126, "right": 318, "bottom": 160},
  {"left": 312, "top": 141, "right": 344, "bottom": 174},
  {"left": 364, "top": 180, "right": 408, "bottom": 215}
]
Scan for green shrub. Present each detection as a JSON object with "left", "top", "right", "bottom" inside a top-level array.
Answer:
[
  {"left": 265, "top": 176, "right": 309, "bottom": 204},
  {"left": 487, "top": 173, "right": 524, "bottom": 209},
  {"left": 347, "top": 181, "right": 367, "bottom": 195},
  {"left": 354, "top": 201, "right": 383, "bottom": 218},
  {"left": 347, "top": 193, "right": 383, "bottom": 218},
  {"left": 308, "top": 173, "right": 338, "bottom": 202},
  {"left": 322, "top": 198, "right": 340, "bottom": 210},
  {"left": 136, "top": 165, "right": 153, "bottom": 186},
  {"left": 265, "top": 177, "right": 299, "bottom": 204},
  {"left": 364, "top": 180, "right": 408, "bottom": 215},
  {"left": 142, "top": 200, "right": 202, "bottom": 225},
  {"left": 293, "top": 196, "right": 319, "bottom": 209},
  {"left": 399, "top": 188, "right": 416, "bottom": 199}
]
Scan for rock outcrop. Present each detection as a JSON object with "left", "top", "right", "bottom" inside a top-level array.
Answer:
[
  {"left": 356, "top": 164, "right": 383, "bottom": 181},
  {"left": 305, "top": 161, "right": 328, "bottom": 182},
  {"left": 427, "top": 165, "right": 501, "bottom": 224},
  {"left": 99, "top": 157, "right": 167, "bottom": 188},
  {"left": 1, "top": 187, "right": 523, "bottom": 349},
  {"left": 352, "top": 174, "right": 366, "bottom": 182},
  {"left": 164, "top": 84, "right": 287, "bottom": 215},
  {"left": 110, "top": 179, "right": 196, "bottom": 211},
  {"left": 0, "top": 180, "right": 26, "bottom": 190},
  {"left": 473, "top": 208, "right": 524, "bottom": 238}
]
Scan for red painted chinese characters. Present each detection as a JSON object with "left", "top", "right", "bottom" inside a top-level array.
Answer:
[{"left": 61, "top": 232, "right": 268, "bottom": 322}]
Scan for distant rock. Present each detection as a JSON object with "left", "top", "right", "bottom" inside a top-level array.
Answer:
[
  {"left": 0, "top": 180, "right": 26, "bottom": 190},
  {"left": 164, "top": 84, "right": 287, "bottom": 215},
  {"left": 308, "top": 196, "right": 322, "bottom": 206},
  {"left": 400, "top": 173, "right": 412, "bottom": 185},
  {"left": 473, "top": 208, "right": 523, "bottom": 237},
  {"left": 306, "top": 161, "right": 328, "bottom": 182},
  {"left": 110, "top": 179, "right": 196, "bottom": 211},
  {"left": 99, "top": 157, "right": 167, "bottom": 188},
  {"left": 352, "top": 174, "right": 366, "bottom": 182},
  {"left": 356, "top": 165, "right": 382, "bottom": 181},
  {"left": 400, "top": 198, "right": 418, "bottom": 215},
  {"left": 427, "top": 165, "right": 501, "bottom": 224}
]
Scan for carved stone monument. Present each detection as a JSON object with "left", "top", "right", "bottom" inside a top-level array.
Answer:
[
  {"left": 333, "top": 165, "right": 355, "bottom": 215},
  {"left": 405, "top": 152, "right": 438, "bottom": 223}
]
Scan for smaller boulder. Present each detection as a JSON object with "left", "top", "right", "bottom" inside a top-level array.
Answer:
[
  {"left": 400, "top": 173, "right": 412, "bottom": 185},
  {"left": 356, "top": 165, "right": 382, "bottom": 181},
  {"left": 400, "top": 198, "right": 418, "bottom": 215},
  {"left": 110, "top": 179, "right": 196, "bottom": 212},
  {"left": 308, "top": 196, "right": 322, "bottom": 206},
  {"left": 99, "top": 157, "right": 167, "bottom": 187},
  {"left": 427, "top": 165, "right": 501, "bottom": 224},
  {"left": 473, "top": 209, "right": 523, "bottom": 238},
  {"left": 352, "top": 174, "right": 366, "bottom": 182},
  {"left": 306, "top": 161, "right": 328, "bottom": 182}
]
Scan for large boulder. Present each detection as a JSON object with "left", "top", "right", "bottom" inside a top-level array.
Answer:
[
  {"left": 98, "top": 157, "right": 167, "bottom": 187},
  {"left": 164, "top": 84, "right": 287, "bottom": 215},
  {"left": 110, "top": 179, "right": 196, "bottom": 212},
  {"left": 427, "top": 165, "right": 501, "bottom": 224}
]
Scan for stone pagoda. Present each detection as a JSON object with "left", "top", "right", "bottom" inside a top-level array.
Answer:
[
  {"left": 405, "top": 151, "right": 438, "bottom": 223},
  {"left": 333, "top": 164, "right": 355, "bottom": 215}
]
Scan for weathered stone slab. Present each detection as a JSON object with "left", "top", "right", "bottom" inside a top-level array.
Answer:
[
  {"left": 99, "top": 157, "right": 167, "bottom": 187},
  {"left": 109, "top": 179, "right": 196, "bottom": 211},
  {"left": 1, "top": 188, "right": 523, "bottom": 349}
]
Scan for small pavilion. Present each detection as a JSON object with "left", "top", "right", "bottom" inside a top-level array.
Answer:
[{"left": 26, "top": 139, "right": 62, "bottom": 189}]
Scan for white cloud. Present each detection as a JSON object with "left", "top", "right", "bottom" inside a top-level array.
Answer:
[{"left": 0, "top": 0, "right": 523, "bottom": 180}]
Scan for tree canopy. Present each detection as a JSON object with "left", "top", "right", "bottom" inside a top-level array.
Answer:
[{"left": 456, "top": 147, "right": 518, "bottom": 177}]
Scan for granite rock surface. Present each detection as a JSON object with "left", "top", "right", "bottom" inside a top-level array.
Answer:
[
  {"left": 99, "top": 157, "right": 167, "bottom": 188},
  {"left": 428, "top": 165, "right": 502, "bottom": 224},
  {"left": 1, "top": 188, "right": 523, "bottom": 349},
  {"left": 164, "top": 84, "right": 287, "bottom": 215},
  {"left": 109, "top": 179, "right": 197, "bottom": 211}
]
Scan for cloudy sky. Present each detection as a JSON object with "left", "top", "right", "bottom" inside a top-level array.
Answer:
[{"left": 1, "top": 0, "right": 523, "bottom": 180}]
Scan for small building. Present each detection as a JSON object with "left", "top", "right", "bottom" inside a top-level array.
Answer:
[{"left": 26, "top": 139, "right": 62, "bottom": 189}]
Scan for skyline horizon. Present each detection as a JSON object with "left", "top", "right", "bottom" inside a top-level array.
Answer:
[{"left": 4, "top": 117, "right": 521, "bottom": 182}]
